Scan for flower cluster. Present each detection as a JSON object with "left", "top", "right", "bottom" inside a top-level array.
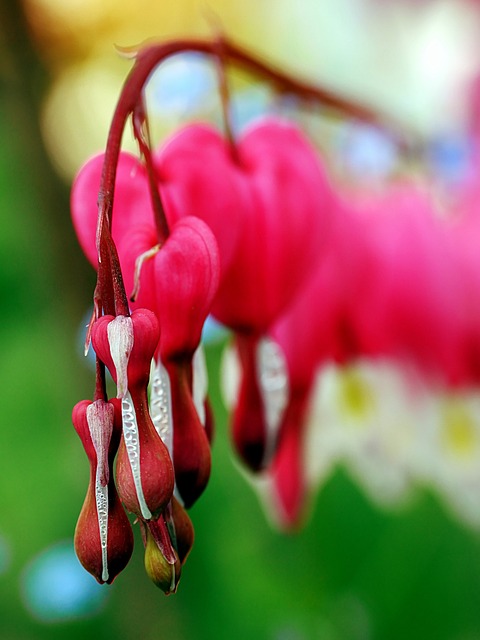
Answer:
[{"left": 70, "top": 36, "right": 480, "bottom": 590}]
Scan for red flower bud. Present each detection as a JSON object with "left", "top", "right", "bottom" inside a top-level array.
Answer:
[
  {"left": 92, "top": 310, "right": 175, "bottom": 519},
  {"left": 142, "top": 512, "right": 180, "bottom": 594},
  {"left": 72, "top": 399, "right": 134, "bottom": 584},
  {"left": 141, "top": 497, "right": 194, "bottom": 594},
  {"left": 91, "top": 308, "right": 160, "bottom": 396},
  {"left": 170, "top": 497, "right": 195, "bottom": 564},
  {"left": 165, "top": 359, "right": 211, "bottom": 508},
  {"left": 115, "top": 393, "right": 174, "bottom": 519}
]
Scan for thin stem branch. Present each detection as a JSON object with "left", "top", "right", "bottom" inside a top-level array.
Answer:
[
  {"left": 95, "top": 35, "right": 412, "bottom": 318},
  {"left": 132, "top": 96, "right": 170, "bottom": 242}
]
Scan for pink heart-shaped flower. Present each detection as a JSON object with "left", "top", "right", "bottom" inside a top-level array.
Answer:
[{"left": 157, "top": 118, "right": 335, "bottom": 333}]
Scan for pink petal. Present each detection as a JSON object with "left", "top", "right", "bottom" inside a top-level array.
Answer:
[
  {"left": 71, "top": 152, "right": 155, "bottom": 267},
  {"left": 153, "top": 216, "right": 220, "bottom": 361}
]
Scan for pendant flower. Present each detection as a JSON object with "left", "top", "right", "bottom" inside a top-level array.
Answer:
[
  {"left": 72, "top": 398, "right": 134, "bottom": 584},
  {"left": 91, "top": 309, "right": 175, "bottom": 519},
  {"left": 161, "top": 118, "right": 335, "bottom": 472},
  {"left": 69, "top": 34, "right": 413, "bottom": 592}
]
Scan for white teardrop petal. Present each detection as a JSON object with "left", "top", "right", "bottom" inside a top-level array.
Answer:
[
  {"left": 86, "top": 400, "right": 115, "bottom": 582},
  {"left": 256, "top": 336, "right": 290, "bottom": 465},
  {"left": 122, "top": 392, "right": 152, "bottom": 520},
  {"left": 150, "top": 359, "right": 174, "bottom": 459},
  {"left": 192, "top": 345, "right": 208, "bottom": 427},
  {"left": 107, "top": 315, "right": 134, "bottom": 399}
]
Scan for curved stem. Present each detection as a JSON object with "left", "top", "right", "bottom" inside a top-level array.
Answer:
[
  {"left": 100, "top": 36, "right": 406, "bottom": 232},
  {"left": 94, "top": 357, "right": 108, "bottom": 402},
  {"left": 213, "top": 38, "right": 238, "bottom": 162},
  {"left": 95, "top": 35, "right": 411, "bottom": 317},
  {"left": 132, "top": 97, "right": 170, "bottom": 242}
]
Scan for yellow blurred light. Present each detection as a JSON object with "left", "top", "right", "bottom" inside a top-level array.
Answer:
[
  {"left": 41, "top": 57, "right": 137, "bottom": 180},
  {"left": 337, "top": 367, "right": 376, "bottom": 424},
  {"left": 441, "top": 397, "right": 478, "bottom": 460}
]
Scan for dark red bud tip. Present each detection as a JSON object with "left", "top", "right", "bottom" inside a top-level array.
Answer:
[
  {"left": 167, "top": 361, "right": 211, "bottom": 508},
  {"left": 74, "top": 487, "right": 134, "bottom": 584},
  {"left": 203, "top": 398, "right": 215, "bottom": 444},
  {"left": 232, "top": 397, "right": 268, "bottom": 470},
  {"left": 170, "top": 497, "right": 195, "bottom": 564},
  {"left": 231, "top": 335, "right": 268, "bottom": 472}
]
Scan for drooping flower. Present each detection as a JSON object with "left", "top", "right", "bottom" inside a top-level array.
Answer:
[
  {"left": 72, "top": 398, "right": 134, "bottom": 584},
  {"left": 142, "top": 497, "right": 195, "bottom": 594},
  {"left": 159, "top": 118, "right": 335, "bottom": 472},
  {"left": 72, "top": 116, "right": 334, "bottom": 476},
  {"left": 69, "top": 33, "right": 422, "bottom": 593},
  {"left": 257, "top": 184, "right": 465, "bottom": 528},
  {"left": 91, "top": 309, "right": 175, "bottom": 519},
  {"left": 158, "top": 118, "right": 335, "bottom": 333},
  {"left": 72, "top": 141, "right": 221, "bottom": 507}
]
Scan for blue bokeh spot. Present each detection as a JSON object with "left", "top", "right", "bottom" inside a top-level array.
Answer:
[
  {"left": 21, "top": 540, "right": 109, "bottom": 623},
  {"left": 147, "top": 52, "right": 216, "bottom": 115}
]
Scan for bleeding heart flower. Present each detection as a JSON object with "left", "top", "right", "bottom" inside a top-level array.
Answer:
[
  {"left": 72, "top": 398, "right": 134, "bottom": 584},
  {"left": 123, "top": 218, "right": 218, "bottom": 506},
  {"left": 157, "top": 118, "right": 336, "bottom": 473},
  {"left": 141, "top": 497, "right": 195, "bottom": 594},
  {"left": 157, "top": 117, "right": 334, "bottom": 332},
  {"left": 263, "top": 184, "right": 464, "bottom": 528},
  {"left": 91, "top": 309, "right": 175, "bottom": 519}
]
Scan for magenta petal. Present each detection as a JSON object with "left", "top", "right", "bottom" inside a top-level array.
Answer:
[
  {"left": 153, "top": 216, "right": 219, "bottom": 361},
  {"left": 116, "top": 224, "right": 158, "bottom": 311},
  {"left": 211, "top": 118, "right": 335, "bottom": 332},
  {"left": 271, "top": 202, "right": 372, "bottom": 387},
  {"left": 127, "top": 309, "right": 161, "bottom": 391},
  {"left": 156, "top": 124, "right": 247, "bottom": 274},
  {"left": 231, "top": 334, "right": 268, "bottom": 471},
  {"left": 71, "top": 152, "right": 155, "bottom": 267},
  {"left": 157, "top": 118, "right": 333, "bottom": 329},
  {"left": 269, "top": 389, "right": 310, "bottom": 531},
  {"left": 354, "top": 188, "right": 463, "bottom": 378}
]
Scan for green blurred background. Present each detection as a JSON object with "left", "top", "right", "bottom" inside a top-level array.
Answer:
[{"left": 3, "top": 0, "right": 480, "bottom": 638}]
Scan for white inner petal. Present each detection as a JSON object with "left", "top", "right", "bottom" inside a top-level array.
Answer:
[
  {"left": 192, "top": 345, "right": 208, "bottom": 427},
  {"left": 107, "top": 315, "right": 134, "bottom": 398},
  {"left": 256, "top": 336, "right": 290, "bottom": 466},
  {"left": 94, "top": 473, "right": 109, "bottom": 582},
  {"left": 150, "top": 360, "right": 174, "bottom": 459},
  {"left": 122, "top": 392, "right": 152, "bottom": 520},
  {"left": 86, "top": 400, "right": 114, "bottom": 583},
  {"left": 219, "top": 341, "right": 241, "bottom": 411}
]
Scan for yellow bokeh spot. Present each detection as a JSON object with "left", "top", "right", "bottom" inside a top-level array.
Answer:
[
  {"left": 441, "top": 398, "right": 477, "bottom": 459},
  {"left": 337, "top": 367, "right": 375, "bottom": 425}
]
